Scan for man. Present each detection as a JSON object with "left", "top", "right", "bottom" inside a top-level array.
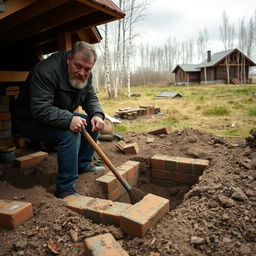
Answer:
[{"left": 13, "top": 41, "right": 105, "bottom": 199}]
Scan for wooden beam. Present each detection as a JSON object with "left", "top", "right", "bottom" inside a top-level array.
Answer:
[
  {"left": 0, "top": 2, "right": 94, "bottom": 47},
  {"left": 0, "top": 71, "right": 29, "bottom": 82},
  {"left": 0, "top": 0, "right": 70, "bottom": 33},
  {"left": 58, "top": 31, "right": 72, "bottom": 51},
  {"left": 77, "top": 0, "right": 125, "bottom": 19},
  {"left": 0, "top": 0, "right": 37, "bottom": 19}
]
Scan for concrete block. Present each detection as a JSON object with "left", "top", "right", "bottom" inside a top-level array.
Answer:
[
  {"left": 120, "top": 193, "right": 169, "bottom": 237},
  {"left": 84, "top": 233, "right": 129, "bottom": 256},
  {"left": 0, "top": 199, "right": 33, "bottom": 228}
]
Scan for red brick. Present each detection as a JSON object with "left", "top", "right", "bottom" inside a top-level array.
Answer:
[
  {"left": 101, "top": 201, "right": 132, "bottom": 226},
  {"left": 193, "top": 159, "right": 209, "bottom": 175},
  {"left": 177, "top": 157, "right": 194, "bottom": 174},
  {"left": 120, "top": 193, "right": 169, "bottom": 237},
  {"left": 107, "top": 184, "right": 127, "bottom": 201},
  {"left": 64, "top": 195, "right": 93, "bottom": 213},
  {"left": 0, "top": 199, "right": 33, "bottom": 228},
  {"left": 164, "top": 156, "right": 179, "bottom": 171},
  {"left": 0, "top": 112, "right": 11, "bottom": 121},
  {"left": 14, "top": 151, "right": 48, "bottom": 167},
  {"left": 65, "top": 196, "right": 131, "bottom": 226},
  {"left": 151, "top": 169, "right": 198, "bottom": 184},
  {"left": 151, "top": 154, "right": 168, "bottom": 169},
  {"left": 96, "top": 175, "right": 119, "bottom": 193},
  {"left": 123, "top": 142, "right": 139, "bottom": 154},
  {"left": 84, "top": 233, "right": 129, "bottom": 256},
  {"left": 105, "top": 167, "right": 128, "bottom": 180}
]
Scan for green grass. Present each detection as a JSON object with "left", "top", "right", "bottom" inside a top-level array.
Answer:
[
  {"left": 248, "top": 107, "right": 256, "bottom": 116},
  {"left": 203, "top": 106, "right": 230, "bottom": 116},
  {"left": 98, "top": 84, "right": 256, "bottom": 137}
]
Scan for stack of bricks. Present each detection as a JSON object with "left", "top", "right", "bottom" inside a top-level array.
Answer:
[
  {"left": 0, "top": 96, "right": 13, "bottom": 147},
  {"left": 115, "top": 105, "right": 160, "bottom": 120},
  {"left": 151, "top": 154, "right": 209, "bottom": 185},
  {"left": 96, "top": 160, "right": 140, "bottom": 201},
  {"left": 64, "top": 193, "right": 169, "bottom": 238}
]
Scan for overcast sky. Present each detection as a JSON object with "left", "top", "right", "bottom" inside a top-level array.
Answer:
[{"left": 134, "top": 0, "right": 256, "bottom": 53}]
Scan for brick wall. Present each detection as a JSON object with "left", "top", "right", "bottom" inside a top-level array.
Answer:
[{"left": 150, "top": 154, "right": 209, "bottom": 185}]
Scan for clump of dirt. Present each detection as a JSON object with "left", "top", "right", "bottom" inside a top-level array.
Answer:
[{"left": 0, "top": 128, "right": 255, "bottom": 256}]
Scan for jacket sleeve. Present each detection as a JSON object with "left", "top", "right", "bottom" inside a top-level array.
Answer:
[
  {"left": 29, "top": 65, "right": 73, "bottom": 129},
  {"left": 81, "top": 77, "right": 105, "bottom": 120}
]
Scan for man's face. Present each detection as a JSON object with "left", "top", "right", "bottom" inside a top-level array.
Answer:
[{"left": 67, "top": 51, "right": 95, "bottom": 89}]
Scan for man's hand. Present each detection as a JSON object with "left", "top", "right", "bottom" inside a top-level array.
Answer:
[
  {"left": 91, "top": 116, "right": 105, "bottom": 132},
  {"left": 69, "top": 116, "right": 87, "bottom": 133}
]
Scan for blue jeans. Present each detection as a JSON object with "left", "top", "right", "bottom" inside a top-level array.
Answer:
[{"left": 14, "top": 113, "right": 98, "bottom": 193}]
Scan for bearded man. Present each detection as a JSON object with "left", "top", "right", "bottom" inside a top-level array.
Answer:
[{"left": 13, "top": 41, "right": 105, "bottom": 199}]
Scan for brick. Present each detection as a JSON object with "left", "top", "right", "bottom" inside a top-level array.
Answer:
[
  {"left": 14, "top": 151, "right": 48, "bottom": 167},
  {"left": 164, "top": 156, "right": 179, "bottom": 172},
  {"left": 148, "top": 127, "right": 171, "bottom": 135},
  {"left": 0, "top": 199, "right": 33, "bottom": 228},
  {"left": 177, "top": 157, "right": 194, "bottom": 174},
  {"left": 193, "top": 159, "right": 209, "bottom": 175},
  {"left": 151, "top": 154, "right": 168, "bottom": 169},
  {"left": 84, "top": 233, "right": 129, "bottom": 256},
  {"left": 0, "top": 96, "right": 9, "bottom": 104},
  {"left": 0, "top": 130, "right": 12, "bottom": 139},
  {"left": 106, "top": 167, "right": 128, "bottom": 180},
  {"left": 14, "top": 137, "right": 26, "bottom": 148},
  {"left": 65, "top": 196, "right": 132, "bottom": 226},
  {"left": 64, "top": 195, "right": 93, "bottom": 213},
  {"left": 123, "top": 142, "right": 139, "bottom": 154},
  {"left": 96, "top": 175, "right": 119, "bottom": 193},
  {"left": 3, "top": 120, "right": 12, "bottom": 130},
  {"left": 120, "top": 193, "right": 169, "bottom": 237},
  {"left": 0, "top": 137, "right": 14, "bottom": 147},
  {"left": 0, "top": 105, "right": 9, "bottom": 112},
  {"left": 151, "top": 168, "right": 198, "bottom": 184},
  {"left": 0, "top": 112, "right": 11, "bottom": 121},
  {"left": 101, "top": 201, "right": 132, "bottom": 226},
  {"left": 107, "top": 184, "right": 127, "bottom": 201}
]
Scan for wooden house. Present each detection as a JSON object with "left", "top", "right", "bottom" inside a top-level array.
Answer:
[
  {"left": 172, "top": 49, "right": 256, "bottom": 85},
  {"left": 0, "top": 0, "right": 124, "bottom": 148}
]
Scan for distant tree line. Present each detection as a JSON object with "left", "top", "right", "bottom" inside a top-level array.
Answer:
[{"left": 93, "top": 1, "right": 256, "bottom": 97}]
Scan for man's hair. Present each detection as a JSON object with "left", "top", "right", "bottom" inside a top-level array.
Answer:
[{"left": 69, "top": 41, "right": 97, "bottom": 62}]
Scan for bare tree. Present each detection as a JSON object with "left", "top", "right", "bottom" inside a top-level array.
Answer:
[{"left": 219, "top": 11, "right": 235, "bottom": 50}]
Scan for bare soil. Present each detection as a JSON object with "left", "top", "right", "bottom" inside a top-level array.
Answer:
[{"left": 0, "top": 128, "right": 255, "bottom": 256}]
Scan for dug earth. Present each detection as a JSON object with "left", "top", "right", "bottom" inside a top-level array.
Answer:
[{"left": 0, "top": 128, "right": 255, "bottom": 256}]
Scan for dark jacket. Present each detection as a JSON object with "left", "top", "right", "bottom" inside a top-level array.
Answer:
[{"left": 14, "top": 51, "right": 104, "bottom": 129}]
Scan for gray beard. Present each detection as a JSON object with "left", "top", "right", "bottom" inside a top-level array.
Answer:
[{"left": 69, "top": 78, "right": 88, "bottom": 90}]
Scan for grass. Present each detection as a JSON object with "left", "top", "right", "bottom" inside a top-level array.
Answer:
[{"left": 97, "top": 84, "right": 256, "bottom": 137}]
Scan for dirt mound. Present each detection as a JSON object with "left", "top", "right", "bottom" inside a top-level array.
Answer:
[{"left": 0, "top": 129, "right": 255, "bottom": 256}]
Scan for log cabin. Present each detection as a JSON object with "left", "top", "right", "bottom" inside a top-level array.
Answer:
[{"left": 172, "top": 49, "right": 256, "bottom": 85}]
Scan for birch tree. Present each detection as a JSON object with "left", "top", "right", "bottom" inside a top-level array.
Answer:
[{"left": 219, "top": 11, "right": 235, "bottom": 50}]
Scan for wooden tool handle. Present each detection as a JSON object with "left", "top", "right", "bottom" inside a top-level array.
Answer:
[{"left": 82, "top": 129, "right": 132, "bottom": 192}]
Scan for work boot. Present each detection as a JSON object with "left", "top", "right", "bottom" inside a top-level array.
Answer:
[
  {"left": 54, "top": 187, "right": 80, "bottom": 199},
  {"left": 79, "top": 163, "right": 105, "bottom": 174}
]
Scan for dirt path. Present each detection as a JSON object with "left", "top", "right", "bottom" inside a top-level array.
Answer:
[{"left": 0, "top": 129, "right": 255, "bottom": 255}]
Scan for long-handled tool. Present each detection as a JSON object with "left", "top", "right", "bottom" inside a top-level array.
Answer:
[{"left": 82, "top": 128, "right": 145, "bottom": 204}]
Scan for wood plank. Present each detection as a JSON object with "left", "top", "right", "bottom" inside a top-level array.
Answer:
[
  {"left": 0, "top": 0, "right": 37, "bottom": 19},
  {"left": 0, "top": 71, "right": 29, "bottom": 82},
  {"left": 0, "top": 0, "right": 70, "bottom": 33}
]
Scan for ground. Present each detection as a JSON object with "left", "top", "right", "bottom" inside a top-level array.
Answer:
[{"left": 0, "top": 128, "right": 255, "bottom": 256}]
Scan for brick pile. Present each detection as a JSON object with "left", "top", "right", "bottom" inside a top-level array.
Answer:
[{"left": 115, "top": 105, "right": 160, "bottom": 120}]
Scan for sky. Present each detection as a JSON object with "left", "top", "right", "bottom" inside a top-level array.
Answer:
[{"left": 134, "top": 0, "right": 256, "bottom": 53}]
